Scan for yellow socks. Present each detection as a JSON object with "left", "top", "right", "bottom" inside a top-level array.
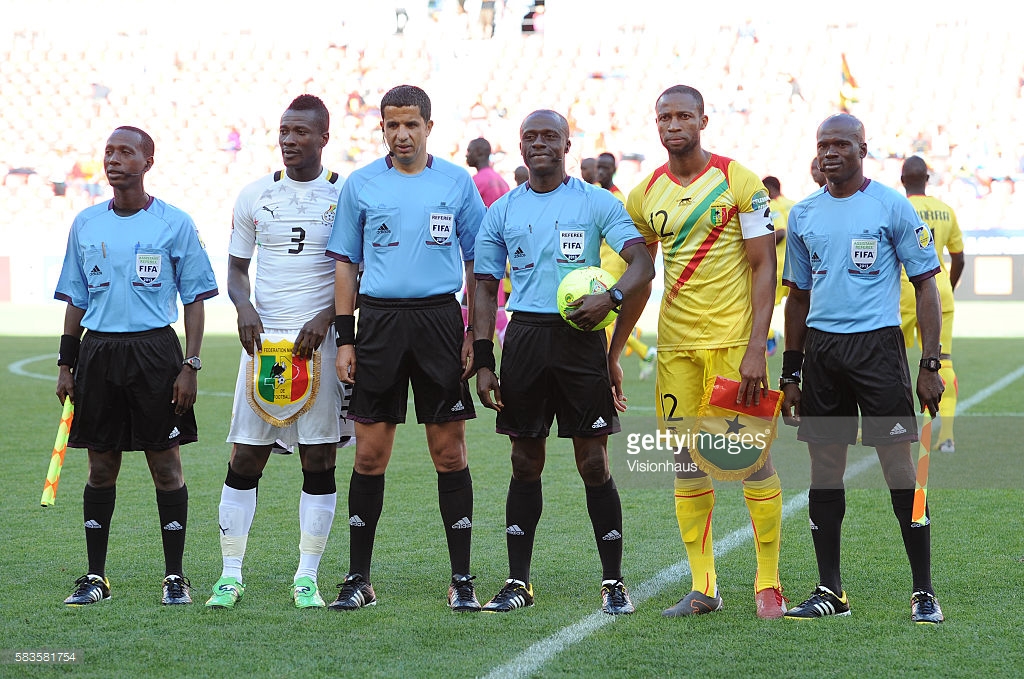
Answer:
[
  {"left": 674, "top": 476, "right": 716, "bottom": 595},
  {"left": 938, "top": 359, "right": 957, "bottom": 445},
  {"left": 743, "top": 473, "right": 783, "bottom": 592}
]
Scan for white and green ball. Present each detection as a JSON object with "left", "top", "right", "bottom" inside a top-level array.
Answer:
[{"left": 556, "top": 266, "right": 618, "bottom": 331}]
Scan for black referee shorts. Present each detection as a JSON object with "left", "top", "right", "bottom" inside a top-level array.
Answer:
[
  {"left": 496, "top": 312, "right": 619, "bottom": 439},
  {"left": 70, "top": 326, "right": 197, "bottom": 452},
  {"left": 798, "top": 326, "right": 918, "bottom": 447},
  {"left": 350, "top": 293, "right": 476, "bottom": 425}
]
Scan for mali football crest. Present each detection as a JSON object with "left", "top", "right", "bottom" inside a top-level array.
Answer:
[
  {"left": 689, "top": 376, "right": 781, "bottom": 481},
  {"left": 246, "top": 334, "right": 320, "bottom": 427}
]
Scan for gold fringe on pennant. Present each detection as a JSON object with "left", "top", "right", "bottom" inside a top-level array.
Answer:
[
  {"left": 689, "top": 374, "right": 781, "bottom": 482},
  {"left": 246, "top": 350, "right": 321, "bottom": 428}
]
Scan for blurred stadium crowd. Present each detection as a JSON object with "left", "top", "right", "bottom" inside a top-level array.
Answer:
[{"left": 2, "top": 1, "right": 1021, "bottom": 279}]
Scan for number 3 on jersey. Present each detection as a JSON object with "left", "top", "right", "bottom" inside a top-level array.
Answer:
[{"left": 289, "top": 226, "right": 306, "bottom": 254}]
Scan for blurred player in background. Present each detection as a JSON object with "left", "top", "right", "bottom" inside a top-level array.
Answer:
[
  {"left": 597, "top": 151, "right": 657, "bottom": 379},
  {"left": 810, "top": 157, "right": 826, "bottom": 187},
  {"left": 763, "top": 175, "right": 795, "bottom": 357},
  {"left": 898, "top": 155, "right": 964, "bottom": 453},
  {"left": 466, "top": 137, "right": 510, "bottom": 208},
  {"left": 514, "top": 165, "right": 529, "bottom": 186},
  {"left": 581, "top": 157, "right": 597, "bottom": 184},
  {"left": 466, "top": 136, "right": 511, "bottom": 343}
]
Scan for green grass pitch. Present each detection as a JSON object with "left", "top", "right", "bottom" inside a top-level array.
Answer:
[{"left": 1, "top": 335, "right": 1022, "bottom": 678}]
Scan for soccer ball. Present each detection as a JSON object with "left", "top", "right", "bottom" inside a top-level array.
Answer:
[{"left": 556, "top": 266, "right": 618, "bottom": 331}]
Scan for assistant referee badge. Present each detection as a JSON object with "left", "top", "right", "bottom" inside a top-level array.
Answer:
[{"left": 915, "top": 224, "right": 933, "bottom": 250}]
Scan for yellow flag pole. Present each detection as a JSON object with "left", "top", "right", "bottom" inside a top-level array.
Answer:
[
  {"left": 911, "top": 415, "right": 934, "bottom": 527},
  {"left": 41, "top": 398, "right": 74, "bottom": 507}
]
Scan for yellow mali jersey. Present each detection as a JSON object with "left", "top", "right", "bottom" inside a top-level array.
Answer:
[
  {"left": 770, "top": 196, "right": 795, "bottom": 304},
  {"left": 599, "top": 186, "right": 629, "bottom": 279},
  {"left": 627, "top": 155, "right": 773, "bottom": 350},
  {"left": 899, "top": 193, "right": 964, "bottom": 345}
]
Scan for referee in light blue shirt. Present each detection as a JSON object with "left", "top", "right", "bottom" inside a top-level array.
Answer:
[
  {"left": 468, "top": 109, "right": 654, "bottom": 615},
  {"left": 779, "top": 113, "right": 945, "bottom": 624},
  {"left": 54, "top": 126, "right": 218, "bottom": 607},
  {"left": 325, "top": 85, "right": 486, "bottom": 612}
]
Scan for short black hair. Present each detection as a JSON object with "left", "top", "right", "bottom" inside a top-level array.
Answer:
[
  {"left": 762, "top": 175, "right": 781, "bottom": 194},
  {"left": 287, "top": 94, "right": 330, "bottom": 133},
  {"left": 381, "top": 85, "right": 431, "bottom": 122},
  {"left": 469, "top": 137, "right": 492, "bottom": 155},
  {"left": 113, "top": 125, "right": 155, "bottom": 157},
  {"left": 520, "top": 109, "right": 569, "bottom": 137},
  {"left": 657, "top": 85, "right": 704, "bottom": 116}
]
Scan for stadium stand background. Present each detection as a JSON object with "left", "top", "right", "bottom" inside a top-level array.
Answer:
[{"left": 2, "top": 0, "right": 1021, "bottom": 307}]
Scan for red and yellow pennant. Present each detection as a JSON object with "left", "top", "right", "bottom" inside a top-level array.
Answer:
[{"left": 690, "top": 376, "right": 781, "bottom": 481}]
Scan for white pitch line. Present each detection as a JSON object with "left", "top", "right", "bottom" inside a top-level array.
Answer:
[
  {"left": 7, "top": 354, "right": 234, "bottom": 397},
  {"left": 955, "top": 364, "right": 1024, "bottom": 413},
  {"left": 482, "top": 455, "right": 878, "bottom": 679}
]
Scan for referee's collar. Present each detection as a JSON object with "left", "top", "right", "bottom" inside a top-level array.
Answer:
[
  {"left": 106, "top": 195, "right": 155, "bottom": 211},
  {"left": 824, "top": 177, "right": 871, "bottom": 195},
  {"left": 525, "top": 175, "right": 571, "bottom": 192}
]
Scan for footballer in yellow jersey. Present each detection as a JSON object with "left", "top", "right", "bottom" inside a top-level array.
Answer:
[
  {"left": 898, "top": 156, "right": 964, "bottom": 452},
  {"left": 597, "top": 155, "right": 656, "bottom": 377},
  {"left": 762, "top": 175, "right": 795, "bottom": 356},
  {"left": 627, "top": 156, "right": 774, "bottom": 352},
  {"left": 628, "top": 85, "right": 785, "bottom": 620}
]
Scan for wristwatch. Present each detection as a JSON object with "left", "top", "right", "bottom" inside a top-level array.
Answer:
[
  {"left": 183, "top": 356, "right": 202, "bottom": 371},
  {"left": 919, "top": 356, "right": 941, "bottom": 372},
  {"left": 607, "top": 287, "right": 624, "bottom": 310}
]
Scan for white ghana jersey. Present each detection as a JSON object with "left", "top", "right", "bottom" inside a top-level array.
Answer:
[{"left": 229, "top": 168, "right": 344, "bottom": 328}]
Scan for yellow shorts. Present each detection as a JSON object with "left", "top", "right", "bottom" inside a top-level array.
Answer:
[
  {"left": 900, "top": 273, "right": 954, "bottom": 353},
  {"left": 656, "top": 345, "right": 757, "bottom": 433}
]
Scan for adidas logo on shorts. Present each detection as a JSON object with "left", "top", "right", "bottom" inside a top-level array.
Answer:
[
  {"left": 349, "top": 515, "right": 366, "bottom": 527},
  {"left": 890, "top": 423, "right": 908, "bottom": 436},
  {"left": 506, "top": 524, "right": 525, "bottom": 536},
  {"left": 592, "top": 417, "right": 607, "bottom": 429},
  {"left": 451, "top": 517, "right": 472, "bottom": 530},
  {"left": 168, "top": 426, "right": 180, "bottom": 439},
  {"left": 451, "top": 400, "right": 465, "bottom": 412}
]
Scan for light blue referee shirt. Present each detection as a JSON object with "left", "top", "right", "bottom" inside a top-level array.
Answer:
[
  {"left": 325, "top": 155, "right": 485, "bottom": 298},
  {"left": 783, "top": 179, "right": 940, "bottom": 334},
  {"left": 475, "top": 177, "right": 645, "bottom": 313},
  {"left": 54, "top": 197, "right": 219, "bottom": 332}
]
